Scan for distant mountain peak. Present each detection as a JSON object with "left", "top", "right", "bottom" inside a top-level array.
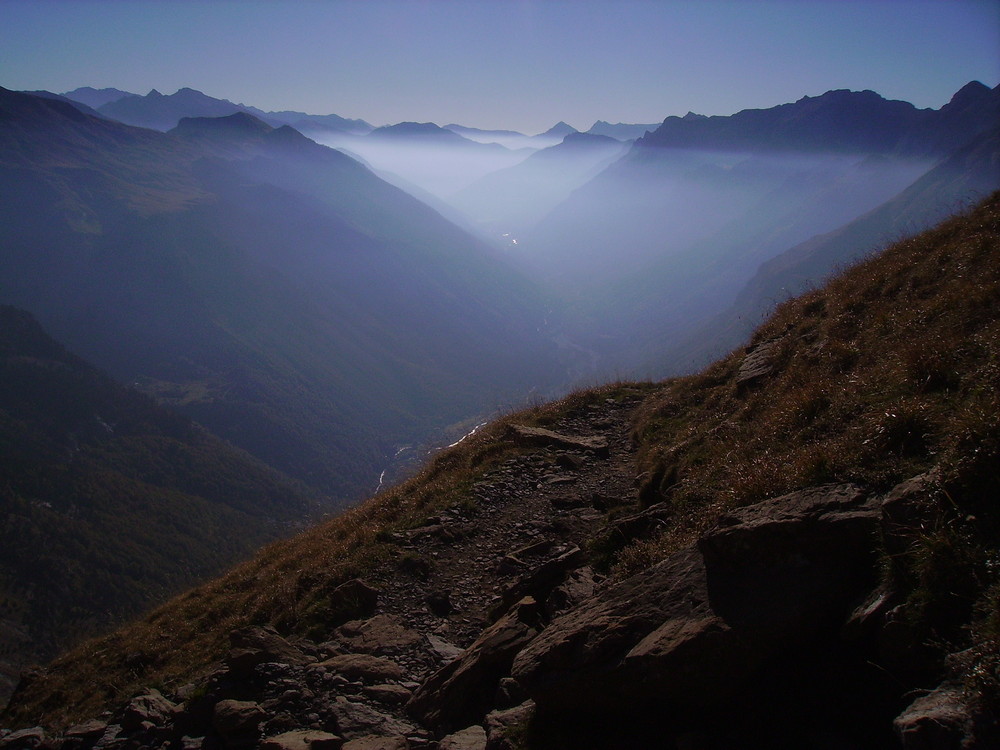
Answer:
[
  {"left": 147, "top": 88, "right": 163, "bottom": 97},
  {"left": 540, "top": 121, "right": 578, "bottom": 138},
  {"left": 172, "top": 110, "right": 274, "bottom": 139},
  {"left": 945, "top": 80, "right": 992, "bottom": 109}
]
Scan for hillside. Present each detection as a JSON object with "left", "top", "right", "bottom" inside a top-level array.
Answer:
[
  {"left": 517, "top": 83, "right": 999, "bottom": 381},
  {"left": 0, "top": 305, "right": 314, "bottom": 702},
  {"left": 0, "top": 87, "right": 569, "bottom": 503},
  {"left": 3, "top": 194, "right": 996, "bottom": 748}
]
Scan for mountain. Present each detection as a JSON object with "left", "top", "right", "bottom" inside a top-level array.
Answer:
[
  {"left": 586, "top": 120, "right": 660, "bottom": 140},
  {"left": 515, "top": 83, "right": 1000, "bottom": 378},
  {"left": 0, "top": 88, "right": 568, "bottom": 504},
  {"left": 450, "top": 131, "right": 628, "bottom": 233},
  {"left": 444, "top": 124, "right": 535, "bottom": 150},
  {"left": 97, "top": 87, "right": 247, "bottom": 131},
  {"left": 4, "top": 194, "right": 996, "bottom": 747},
  {"left": 0, "top": 305, "right": 314, "bottom": 701},
  {"left": 309, "top": 121, "right": 534, "bottom": 199},
  {"left": 61, "top": 87, "right": 136, "bottom": 109},
  {"left": 92, "top": 86, "right": 371, "bottom": 135},
  {"left": 663, "top": 124, "right": 1000, "bottom": 372}
]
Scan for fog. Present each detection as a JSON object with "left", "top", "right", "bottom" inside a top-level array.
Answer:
[
  {"left": 450, "top": 133, "right": 629, "bottom": 235},
  {"left": 312, "top": 128, "right": 535, "bottom": 200},
  {"left": 504, "top": 145, "right": 934, "bottom": 378}
]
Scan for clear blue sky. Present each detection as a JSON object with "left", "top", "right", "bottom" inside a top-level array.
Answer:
[{"left": 2, "top": 0, "right": 997, "bottom": 134}]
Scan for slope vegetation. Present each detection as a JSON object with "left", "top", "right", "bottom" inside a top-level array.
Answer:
[
  {"left": 0, "top": 306, "right": 314, "bottom": 701},
  {"left": 3, "top": 194, "right": 996, "bottom": 746}
]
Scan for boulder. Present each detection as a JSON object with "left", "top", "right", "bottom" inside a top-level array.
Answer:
[
  {"left": 484, "top": 702, "right": 534, "bottom": 750},
  {"left": 336, "top": 616, "right": 422, "bottom": 655},
  {"left": 489, "top": 545, "right": 584, "bottom": 620},
  {"left": 735, "top": 338, "right": 782, "bottom": 386},
  {"left": 317, "top": 654, "right": 404, "bottom": 682},
  {"left": 438, "top": 725, "right": 487, "bottom": 750},
  {"left": 513, "top": 484, "right": 883, "bottom": 729},
  {"left": 227, "top": 625, "right": 311, "bottom": 677},
  {"left": 894, "top": 682, "right": 970, "bottom": 749},
  {"left": 506, "top": 425, "right": 609, "bottom": 458},
  {"left": 324, "top": 579, "right": 381, "bottom": 627},
  {"left": 328, "top": 697, "right": 415, "bottom": 739},
  {"left": 120, "top": 688, "right": 177, "bottom": 731},
  {"left": 64, "top": 721, "right": 108, "bottom": 740},
  {"left": 212, "top": 700, "right": 266, "bottom": 747},
  {"left": 260, "top": 730, "right": 344, "bottom": 750},
  {"left": 0, "top": 728, "right": 45, "bottom": 750},
  {"left": 362, "top": 684, "right": 413, "bottom": 705},
  {"left": 544, "top": 566, "right": 596, "bottom": 618},
  {"left": 408, "top": 597, "right": 541, "bottom": 733}
]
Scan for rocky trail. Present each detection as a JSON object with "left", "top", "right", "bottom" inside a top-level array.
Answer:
[{"left": 2, "top": 387, "right": 994, "bottom": 749}]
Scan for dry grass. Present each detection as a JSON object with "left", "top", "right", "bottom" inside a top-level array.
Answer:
[
  {"left": 621, "top": 193, "right": 1000, "bottom": 577},
  {"left": 6, "top": 192, "right": 998, "bottom": 727},
  {"left": 2, "top": 381, "right": 648, "bottom": 728}
]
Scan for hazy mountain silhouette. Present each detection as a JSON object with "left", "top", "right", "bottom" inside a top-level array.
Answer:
[
  {"left": 310, "top": 121, "right": 533, "bottom": 199},
  {"left": 61, "top": 86, "right": 136, "bottom": 109},
  {"left": 586, "top": 120, "right": 660, "bottom": 140},
  {"left": 92, "top": 86, "right": 372, "bottom": 135},
  {"left": 451, "top": 131, "right": 628, "bottom": 233},
  {"left": 444, "top": 123, "right": 536, "bottom": 150},
  {"left": 663, "top": 124, "right": 1000, "bottom": 373},
  {"left": 514, "top": 84, "right": 999, "bottom": 379},
  {"left": 0, "top": 88, "right": 568, "bottom": 503}
]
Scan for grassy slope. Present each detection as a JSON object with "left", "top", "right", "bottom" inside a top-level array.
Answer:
[{"left": 4, "top": 194, "right": 998, "bottom": 727}]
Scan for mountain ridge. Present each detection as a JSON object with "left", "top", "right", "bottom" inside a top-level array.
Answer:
[{"left": 3, "top": 192, "right": 996, "bottom": 748}]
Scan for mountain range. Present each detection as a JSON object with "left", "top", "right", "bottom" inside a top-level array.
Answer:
[
  {"left": 2, "top": 190, "right": 996, "bottom": 748},
  {"left": 0, "top": 78, "right": 998, "bottom": 740}
]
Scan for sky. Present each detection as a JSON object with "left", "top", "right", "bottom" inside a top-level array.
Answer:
[{"left": 1, "top": 0, "right": 998, "bottom": 134}]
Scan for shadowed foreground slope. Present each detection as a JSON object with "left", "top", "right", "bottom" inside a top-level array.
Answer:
[{"left": 3, "top": 195, "right": 998, "bottom": 747}]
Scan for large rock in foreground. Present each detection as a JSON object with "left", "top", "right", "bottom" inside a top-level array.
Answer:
[{"left": 513, "top": 484, "right": 884, "bottom": 737}]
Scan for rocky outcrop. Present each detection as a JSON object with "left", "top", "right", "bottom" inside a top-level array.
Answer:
[
  {"left": 513, "top": 484, "right": 884, "bottom": 738},
  {"left": 407, "top": 598, "right": 541, "bottom": 734}
]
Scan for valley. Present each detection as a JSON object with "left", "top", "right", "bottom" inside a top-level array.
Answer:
[{"left": 0, "top": 64, "right": 998, "bottom": 750}]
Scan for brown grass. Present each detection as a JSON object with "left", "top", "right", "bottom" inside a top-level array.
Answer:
[{"left": 1, "top": 382, "right": 649, "bottom": 728}]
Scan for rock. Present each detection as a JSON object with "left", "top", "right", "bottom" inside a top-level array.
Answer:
[
  {"left": 484, "top": 702, "right": 534, "bottom": 750},
  {"left": 438, "top": 725, "right": 487, "bottom": 750},
  {"left": 212, "top": 699, "right": 267, "bottom": 747},
  {"left": 894, "top": 682, "right": 970, "bottom": 749},
  {"left": 513, "top": 484, "right": 883, "bottom": 729},
  {"left": 317, "top": 654, "right": 404, "bottom": 682},
  {"left": 227, "top": 625, "right": 311, "bottom": 677},
  {"left": 506, "top": 425, "right": 609, "bottom": 458},
  {"left": 408, "top": 598, "right": 541, "bottom": 734},
  {"left": 697, "top": 484, "right": 880, "bottom": 637},
  {"left": 596, "top": 502, "right": 673, "bottom": 554},
  {"left": 260, "top": 730, "right": 344, "bottom": 750},
  {"left": 425, "top": 590, "right": 453, "bottom": 617},
  {"left": 0, "top": 728, "right": 44, "bottom": 750},
  {"left": 544, "top": 567, "right": 596, "bottom": 618},
  {"left": 121, "top": 688, "right": 177, "bottom": 731},
  {"left": 336, "top": 616, "right": 423, "bottom": 655},
  {"left": 329, "top": 697, "right": 416, "bottom": 739},
  {"left": 362, "top": 684, "right": 413, "bottom": 705},
  {"left": 64, "top": 721, "right": 108, "bottom": 740},
  {"left": 489, "top": 546, "right": 584, "bottom": 620},
  {"left": 325, "top": 579, "right": 381, "bottom": 628},
  {"left": 735, "top": 338, "right": 782, "bottom": 385},
  {"left": 340, "top": 737, "right": 408, "bottom": 750},
  {"left": 425, "top": 634, "right": 464, "bottom": 663}
]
